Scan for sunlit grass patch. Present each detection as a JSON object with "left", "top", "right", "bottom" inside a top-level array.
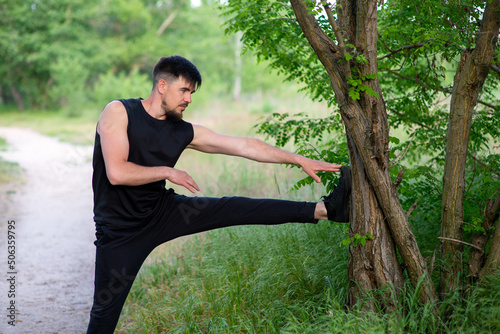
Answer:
[
  {"left": 0, "top": 157, "right": 21, "bottom": 184},
  {"left": 0, "top": 107, "right": 98, "bottom": 145},
  {"left": 0, "top": 137, "right": 23, "bottom": 184}
]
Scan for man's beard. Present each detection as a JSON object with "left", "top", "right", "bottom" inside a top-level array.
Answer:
[{"left": 161, "top": 100, "right": 184, "bottom": 121}]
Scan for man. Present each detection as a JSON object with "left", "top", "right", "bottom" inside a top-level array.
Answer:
[{"left": 87, "top": 55, "right": 351, "bottom": 333}]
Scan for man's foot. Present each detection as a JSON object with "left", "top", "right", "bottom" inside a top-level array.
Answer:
[{"left": 322, "top": 165, "right": 351, "bottom": 222}]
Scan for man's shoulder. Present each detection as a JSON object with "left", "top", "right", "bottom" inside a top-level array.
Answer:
[
  {"left": 101, "top": 100, "right": 127, "bottom": 118},
  {"left": 115, "top": 98, "right": 142, "bottom": 109}
]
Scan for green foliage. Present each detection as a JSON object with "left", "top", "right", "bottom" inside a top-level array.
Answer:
[
  {"left": 0, "top": 0, "right": 104, "bottom": 108},
  {"left": 255, "top": 112, "right": 340, "bottom": 147},
  {"left": 49, "top": 54, "right": 90, "bottom": 115},
  {"left": 91, "top": 67, "right": 151, "bottom": 105},
  {"left": 340, "top": 232, "right": 374, "bottom": 247},
  {"left": 254, "top": 111, "right": 349, "bottom": 192},
  {"left": 0, "top": 0, "right": 291, "bottom": 112},
  {"left": 378, "top": 0, "right": 499, "bottom": 163},
  {"left": 347, "top": 71, "right": 380, "bottom": 101},
  {"left": 221, "top": 0, "right": 336, "bottom": 106}
]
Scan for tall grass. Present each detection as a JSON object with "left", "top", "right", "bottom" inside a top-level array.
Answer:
[
  {"left": 117, "top": 221, "right": 348, "bottom": 334},
  {"left": 117, "top": 222, "right": 500, "bottom": 333}
]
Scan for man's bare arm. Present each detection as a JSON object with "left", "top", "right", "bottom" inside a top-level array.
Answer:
[
  {"left": 98, "top": 101, "right": 200, "bottom": 192},
  {"left": 187, "top": 125, "right": 341, "bottom": 182}
]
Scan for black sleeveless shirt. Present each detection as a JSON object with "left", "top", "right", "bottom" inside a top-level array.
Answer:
[{"left": 92, "top": 98, "right": 194, "bottom": 227}]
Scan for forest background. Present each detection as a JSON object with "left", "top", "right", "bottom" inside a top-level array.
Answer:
[{"left": 1, "top": 0, "right": 499, "bottom": 333}]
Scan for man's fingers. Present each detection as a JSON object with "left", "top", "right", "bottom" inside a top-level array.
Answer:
[
  {"left": 303, "top": 168, "right": 322, "bottom": 183},
  {"left": 325, "top": 163, "right": 342, "bottom": 172},
  {"left": 191, "top": 180, "right": 200, "bottom": 192},
  {"left": 303, "top": 161, "right": 344, "bottom": 182},
  {"left": 168, "top": 169, "right": 200, "bottom": 193},
  {"left": 185, "top": 177, "right": 200, "bottom": 193}
]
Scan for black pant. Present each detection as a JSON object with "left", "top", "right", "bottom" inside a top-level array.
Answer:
[{"left": 86, "top": 192, "right": 317, "bottom": 333}]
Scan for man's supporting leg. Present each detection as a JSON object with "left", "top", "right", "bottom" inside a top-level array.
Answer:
[{"left": 87, "top": 226, "right": 154, "bottom": 334}]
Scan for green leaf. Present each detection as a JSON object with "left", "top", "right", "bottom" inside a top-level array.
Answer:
[
  {"left": 365, "top": 87, "right": 380, "bottom": 98},
  {"left": 349, "top": 89, "right": 360, "bottom": 100},
  {"left": 341, "top": 238, "right": 352, "bottom": 246},
  {"left": 389, "top": 136, "right": 400, "bottom": 145},
  {"left": 355, "top": 54, "right": 368, "bottom": 63}
]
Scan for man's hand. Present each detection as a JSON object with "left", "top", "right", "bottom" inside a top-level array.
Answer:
[
  {"left": 166, "top": 167, "right": 200, "bottom": 194},
  {"left": 298, "top": 157, "right": 342, "bottom": 183}
]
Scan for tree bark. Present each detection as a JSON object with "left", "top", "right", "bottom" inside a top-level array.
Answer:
[
  {"left": 346, "top": 134, "right": 404, "bottom": 310},
  {"left": 289, "top": 0, "right": 435, "bottom": 306},
  {"left": 469, "top": 194, "right": 500, "bottom": 282},
  {"left": 479, "top": 194, "right": 500, "bottom": 280},
  {"left": 440, "top": 0, "right": 500, "bottom": 296},
  {"left": 10, "top": 85, "right": 25, "bottom": 110}
]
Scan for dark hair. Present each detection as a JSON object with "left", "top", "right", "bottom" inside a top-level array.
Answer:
[{"left": 152, "top": 55, "right": 202, "bottom": 90}]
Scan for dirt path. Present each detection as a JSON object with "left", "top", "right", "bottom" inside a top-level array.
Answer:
[{"left": 0, "top": 127, "right": 95, "bottom": 333}]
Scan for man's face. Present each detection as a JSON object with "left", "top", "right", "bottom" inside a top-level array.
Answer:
[{"left": 161, "top": 76, "right": 195, "bottom": 121}]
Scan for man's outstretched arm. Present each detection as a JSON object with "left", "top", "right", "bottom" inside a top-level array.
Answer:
[{"left": 187, "top": 125, "right": 342, "bottom": 182}]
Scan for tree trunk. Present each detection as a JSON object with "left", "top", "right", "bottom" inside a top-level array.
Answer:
[
  {"left": 290, "top": 0, "right": 436, "bottom": 306},
  {"left": 479, "top": 194, "right": 500, "bottom": 280},
  {"left": 440, "top": 0, "right": 500, "bottom": 296},
  {"left": 346, "top": 133, "right": 404, "bottom": 310},
  {"left": 469, "top": 194, "right": 500, "bottom": 282},
  {"left": 10, "top": 85, "right": 25, "bottom": 110},
  {"left": 233, "top": 31, "right": 243, "bottom": 102}
]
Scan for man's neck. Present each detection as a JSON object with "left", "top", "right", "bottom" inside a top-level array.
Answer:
[{"left": 141, "top": 95, "right": 166, "bottom": 120}]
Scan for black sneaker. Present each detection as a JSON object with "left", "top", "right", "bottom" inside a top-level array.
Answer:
[{"left": 322, "top": 165, "right": 351, "bottom": 222}]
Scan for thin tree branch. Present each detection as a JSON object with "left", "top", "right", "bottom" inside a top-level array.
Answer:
[
  {"left": 379, "top": 42, "right": 429, "bottom": 60},
  {"left": 156, "top": 0, "right": 187, "bottom": 35},
  {"left": 438, "top": 237, "right": 484, "bottom": 252},
  {"left": 322, "top": 1, "right": 342, "bottom": 45},
  {"left": 385, "top": 69, "right": 499, "bottom": 110},
  {"left": 491, "top": 64, "right": 500, "bottom": 77},
  {"left": 479, "top": 192, "right": 500, "bottom": 280},
  {"left": 263, "top": 18, "right": 297, "bottom": 23},
  {"left": 377, "top": 30, "right": 394, "bottom": 53},
  {"left": 406, "top": 199, "right": 418, "bottom": 217},
  {"left": 389, "top": 131, "right": 417, "bottom": 167},
  {"left": 322, "top": 1, "right": 351, "bottom": 79},
  {"left": 468, "top": 152, "right": 500, "bottom": 178},
  {"left": 393, "top": 166, "right": 405, "bottom": 189},
  {"left": 386, "top": 107, "right": 435, "bottom": 131},
  {"left": 484, "top": 192, "right": 500, "bottom": 230}
]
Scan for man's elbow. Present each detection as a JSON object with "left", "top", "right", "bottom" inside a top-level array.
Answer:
[{"left": 106, "top": 168, "right": 125, "bottom": 186}]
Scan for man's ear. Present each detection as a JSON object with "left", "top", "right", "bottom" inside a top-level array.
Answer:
[{"left": 157, "top": 79, "right": 168, "bottom": 94}]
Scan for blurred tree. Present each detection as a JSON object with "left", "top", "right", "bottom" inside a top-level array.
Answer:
[
  {"left": 0, "top": 0, "right": 287, "bottom": 111},
  {"left": 0, "top": 0, "right": 101, "bottom": 109}
]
